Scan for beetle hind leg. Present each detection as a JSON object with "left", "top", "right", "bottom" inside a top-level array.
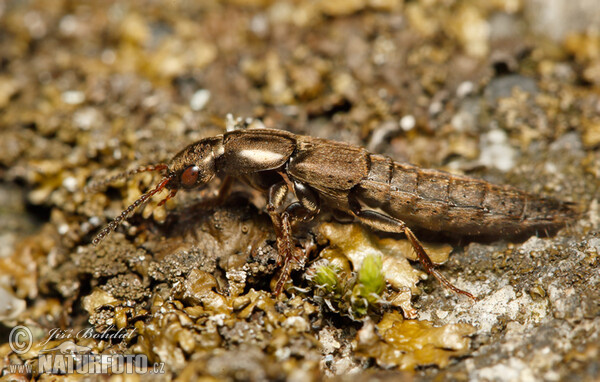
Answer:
[{"left": 350, "top": 207, "right": 477, "bottom": 300}]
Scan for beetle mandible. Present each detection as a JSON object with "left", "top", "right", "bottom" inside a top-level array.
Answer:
[{"left": 89, "top": 124, "right": 578, "bottom": 298}]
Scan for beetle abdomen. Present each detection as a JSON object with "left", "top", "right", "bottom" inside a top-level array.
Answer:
[{"left": 354, "top": 154, "right": 577, "bottom": 236}]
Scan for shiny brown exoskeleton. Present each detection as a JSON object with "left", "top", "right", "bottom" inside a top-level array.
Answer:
[{"left": 89, "top": 127, "right": 578, "bottom": 298}]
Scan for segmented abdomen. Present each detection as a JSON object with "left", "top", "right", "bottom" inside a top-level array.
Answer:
[{"left": 354, "top": 154, "right": 577, "bottom": 236}]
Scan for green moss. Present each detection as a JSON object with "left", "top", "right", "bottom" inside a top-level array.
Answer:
[
  {"left": 313, "top": 262, "right": 343, "bottom": 295},
  {"left": 307, "top": 254, "right": 386, "bottom": 320},
  {"left": 352, "top": 254, "right": 385, "bottom": 318}
]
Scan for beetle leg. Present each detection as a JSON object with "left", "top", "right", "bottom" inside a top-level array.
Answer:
[
  {"left": 273, "top": 198, "right": 322, "bottom": 294},
  {"left": 266, "top": 181, "right": 292, "bottom": 266},
  {"left": 266, "top": 182, "right": 297, "bottom": 295},
  {"left": 267, "top": 180, "right": 321, "bottom": 295},
  {"left": 291, "top": 180, "right": 320, "bottom": 221},
  {"left": 349, "top": 206, "right": 476, "bottom": 300},
  {"left": 277, "top": 171, "right": 321, "bottom": 221},
  {"left": 214, "top": 176, "right": 234, "bottom": 204}
]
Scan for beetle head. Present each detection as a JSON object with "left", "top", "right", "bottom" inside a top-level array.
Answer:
[
  {"left": 90, "top": 137, "right": 222, "bottom": 246},
  {"left": 165, "top": 140, "right": 217, "bottom": 190}
]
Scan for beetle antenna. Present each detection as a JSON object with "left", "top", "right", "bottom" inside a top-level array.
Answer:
[
  {"left": 84, "top": 164, "right": 168, "bottom": 192},
  {"left": 92, "top": 175, "right": 173, "bottom": 246}
]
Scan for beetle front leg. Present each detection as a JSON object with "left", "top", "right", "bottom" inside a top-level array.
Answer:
[
  {"left": 213, "top": 176, "right": 234, "bottom": 204},
  {"left": 349, "top": 205, "right": 476, "bottom": 300}
]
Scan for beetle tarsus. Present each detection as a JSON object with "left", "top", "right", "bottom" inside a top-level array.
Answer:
[{"left": 404, "top": 229, "right": 477, "bottom": 300}]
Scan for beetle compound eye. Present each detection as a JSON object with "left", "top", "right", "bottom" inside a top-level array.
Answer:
[{"left": 181, "top": 165, "right": 200, "bottom": 187}]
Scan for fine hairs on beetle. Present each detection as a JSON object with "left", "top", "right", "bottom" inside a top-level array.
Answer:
[{"left": 87, "top": 120, "right": 579, "bottom": 298}]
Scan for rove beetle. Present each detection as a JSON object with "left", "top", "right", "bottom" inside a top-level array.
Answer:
[{"left": 89, "top": 120, "right": 578, "bottom": 297}]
